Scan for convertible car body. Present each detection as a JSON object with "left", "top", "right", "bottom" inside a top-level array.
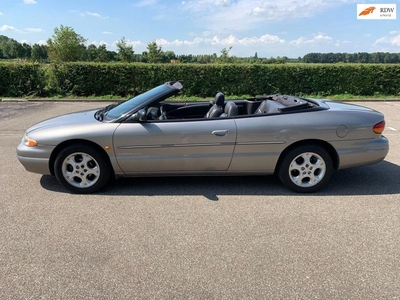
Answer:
[{"left": 17, "top": 81, "right": 389, "bottom": 193}]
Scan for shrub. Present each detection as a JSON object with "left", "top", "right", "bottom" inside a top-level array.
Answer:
[
  {"left": 0, "top": 62, "right": 45, "bottom": 97},
  {"left": 1, "top": 62, "right": 399, "bottom": 98}
]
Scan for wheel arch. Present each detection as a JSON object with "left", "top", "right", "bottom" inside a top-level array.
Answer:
[
  {"left": 49, "top": 139, "right": 114, "bottom": 176},
  {"left": 274, "top": 139, "right": 339, "bottom": 174}
]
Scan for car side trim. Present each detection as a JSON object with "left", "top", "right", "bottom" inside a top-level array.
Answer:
[
  {"left": 236, "top": 141, "right": 286, "bottom": 145},
  {"left": 117, "top": 142, "right": 236, "bottom": 149}
]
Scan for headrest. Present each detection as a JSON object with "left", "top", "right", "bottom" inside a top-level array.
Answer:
[
  {"left": 224, "top": 101, "right": 238, "bottom": 116},
  {"left": 214, "top": 92, "right": 225, "bottom": 106}
]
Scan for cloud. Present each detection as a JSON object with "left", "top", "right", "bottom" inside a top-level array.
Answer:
[
  {"left": 0, "top": 25, "right": 44, "bottom": 34},
  {"left": 240, "top": 34, "right": 285, "bottom": 45},
  {"left": 0, "top": 12, "right": 4, "bottom": 16},
  {"left": 126, "top": 33, "right": 287, "bottom": 56},
  {"left": 23, "top": 0, "right": 37, "bottom": 4},
  {"left": 86, "top": 12, "right": 102, "bottom": 18},
  {"left": 0, "top": 25, "right": 23, "bottom": 32},
  {"left": 147, "top": 33, "right": 285, "bottom": 50},
  {"left": 89, "top": 40, "right": 110, "bottom": 47},
  {"left": 69, "top": 10, "right": 85, "bottom": 17},
  {"left": 181, "top": 0, "right": 359, "bottom": 32},
  {"left": 108, "top": 39, "right": 144, "bottom": 51},
  {"left": 375, "top": 34, "right": 400, "bottom": 47},
  {"left": 86, "top": 11, "right": 109, "bottom": 19},
  {"left": 181, "top": 0, "right": 234, "bottom": 11},
  {"left": 391, "top": 35, "right": 400, "bottom": 46},
  {"left": 374, "top": 30, "right": 400, "bottom": 46},
  {"left": 105, "top": 31, "right": 342, "bottom": 57},
  {"left": 290, "top": 34, "right": 332, "bottom": 45},
  {"left": 25, "top": 27, "right": 44, "bottom": 33},
  {"left": 209, "top": 33, "right": 286, "bottom": 47},
  {"left": 134, "top": 0, "right": 158, "bottom": 7},
  {"left": 102, "top": 31, "right": 113, "bottom": 35},
  {"left": 69, "top": 10, "right": 108, "bottom": 18}
]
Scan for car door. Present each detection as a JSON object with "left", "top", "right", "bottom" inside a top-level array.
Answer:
[
  {"left": 228, "top": 114, "right": 287, "bottom": 173},
  {"left": 113, "top": 118, "right": 237, "bottom": 174}
]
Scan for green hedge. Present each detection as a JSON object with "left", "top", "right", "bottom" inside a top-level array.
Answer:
[
  {"left": 1, "top": 62, "right": 400, "bottom": 97},
  {"left": 0, "top": 63, "right": 45, "bottom": 97}
]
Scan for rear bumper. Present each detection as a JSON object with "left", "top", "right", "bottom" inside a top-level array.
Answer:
[{"left": 335, "top": 136, "right": 389, "bottom": 169}]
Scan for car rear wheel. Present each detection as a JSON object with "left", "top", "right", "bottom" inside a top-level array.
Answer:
[
  {"left": 278, "top": 145, "right": 333, "bottom": 193},
  {"left": 54, "top": 145, "right": 110, "bottom": 194}
]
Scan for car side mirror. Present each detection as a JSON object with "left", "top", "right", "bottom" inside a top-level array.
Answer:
[{"left": 128, "top": 108, "right": 147, "bottom": 122}]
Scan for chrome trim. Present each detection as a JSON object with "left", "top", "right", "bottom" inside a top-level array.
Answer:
[
  {"left": 236, "top": 141, "right": 286, "bottom": 145},
  {"left": 117, "top": 142, "right": 236, "bottom": 149}
]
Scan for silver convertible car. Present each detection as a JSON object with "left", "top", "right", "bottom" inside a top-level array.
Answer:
[{"left": 17, "top": 81, "right": 389, "bottom": 194}]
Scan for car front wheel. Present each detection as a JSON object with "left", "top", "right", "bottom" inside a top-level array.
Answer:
[
  {"left": 54, "top": 145, "right": 111, "bottom": 194},
  {"left": 278, "top": 145, "right": 333, "bottom": 193}
]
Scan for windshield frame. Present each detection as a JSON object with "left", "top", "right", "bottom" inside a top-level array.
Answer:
[{"left": 103, "top": 81, "right": 182, "bottom": 122}]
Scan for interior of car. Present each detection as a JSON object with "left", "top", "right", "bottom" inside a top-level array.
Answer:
[{"left": 144, "top": 93, "right": 318, "bottom": 121}]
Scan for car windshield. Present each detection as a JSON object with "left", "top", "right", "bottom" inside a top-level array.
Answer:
[{"left": 103, "top": 84, "right": 175, "bottom": 121}]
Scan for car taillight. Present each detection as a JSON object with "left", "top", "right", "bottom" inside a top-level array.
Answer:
[{"left": 373, "top": 120, "right": 385, "bottom": 134}]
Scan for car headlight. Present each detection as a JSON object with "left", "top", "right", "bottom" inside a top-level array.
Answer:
[{"left": 23, "top": 134, "right": 38, "bottom": 147}]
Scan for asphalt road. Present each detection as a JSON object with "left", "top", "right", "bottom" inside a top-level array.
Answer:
[{"left": 1, "top": 100, "right": 399, "bottom": 299}]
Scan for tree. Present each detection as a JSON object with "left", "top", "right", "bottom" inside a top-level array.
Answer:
[
  {"left": 218, "top": 46, "right": 232, "bottom": 63},
  {"left": 21, "top": 43, "right": 32, "bottom": 58},
  {"left": 358, "top": 52, "right": 370, "bottom": 63},
  {"left": 0, "top": 37, "right": 24, "bottom": 59},
  {"left": 116, "top": 37, "right": 134, "bottom": 62},
  {"left": 84, "top": 44, "right": 111, "bottom": 62},
  {"left": 31, "top": 44, "right": 48, "bottom": 61},
  {"left": 86, "top": 44, "right": 98, "bottom": 61},
  {"left": 96, "top": 45, "right": 109, "bottom": 62},
  {"left": 162, "top": 50, "right": 176, "bottom": 63},
  {"left": 3, "top": 40, "right": 23, "bottom": 58},
  {"left": 47, "top": 25, "right": 87, "bottom": 62},
  {"left": 143, "top": 41, "right": 163, "bottom": 63}
]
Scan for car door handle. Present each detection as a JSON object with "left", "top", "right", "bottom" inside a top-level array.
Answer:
[{"left": 212, "top": 130, "right": 230, "bottom": 136}]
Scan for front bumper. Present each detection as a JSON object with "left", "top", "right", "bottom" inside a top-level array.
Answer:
[{"left": 17, "top": 142, "right": 54, "bottom": 175}]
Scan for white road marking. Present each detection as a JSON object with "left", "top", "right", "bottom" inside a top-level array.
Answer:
[{"left": 387, "top": 127, "right": 398, "bottom": 131}]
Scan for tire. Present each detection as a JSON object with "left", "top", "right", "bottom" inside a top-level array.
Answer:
[
  {"left": 54, "top": 145, "right": 111, "bottom": 194},
  {"left": 278, "top": 145, "right": 333, "bottom": 193}
]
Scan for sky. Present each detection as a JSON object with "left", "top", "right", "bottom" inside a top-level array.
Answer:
[{"left": 0, "top": 0, "right": 399, "bottom": 58}]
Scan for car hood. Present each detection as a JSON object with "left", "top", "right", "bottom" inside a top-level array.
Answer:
[{"left": 26, "top": 109, "right": 99, "bottom": 134}]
